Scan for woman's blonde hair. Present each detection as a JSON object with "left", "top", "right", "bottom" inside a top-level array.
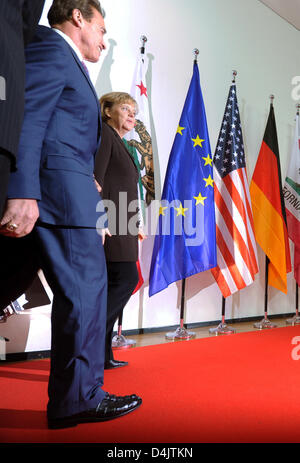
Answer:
[{"left": 100, "top": 92, "right": 138, "bottom": 122}]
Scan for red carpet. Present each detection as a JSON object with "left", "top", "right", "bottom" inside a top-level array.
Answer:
[{"left": 1, "top": 326, "right": 300, "bottom": 443}]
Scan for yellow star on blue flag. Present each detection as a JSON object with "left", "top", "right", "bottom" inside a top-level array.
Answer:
[
  {"left": 191, "top": 135, "right": 205, "bottom": 148},
  {"left": 149, "top": 62, "right": 217, "bottom": 297}
]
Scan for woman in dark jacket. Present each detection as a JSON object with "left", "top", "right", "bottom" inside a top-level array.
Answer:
[{"left": 95, "top": 92, "right": 143, "bottom": 369}]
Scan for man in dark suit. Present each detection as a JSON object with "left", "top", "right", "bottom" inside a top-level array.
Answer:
[
  {"left": 0, "top": 0, "right": 45, "bottom": 218},
  {"left": 0, "top": 0, "right": 142, "bottom": 429}
]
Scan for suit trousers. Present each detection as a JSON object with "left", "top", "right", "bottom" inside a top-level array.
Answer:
[
  {"left": 0, "top": 152, "right": 11, "bottom": 218},
  {"left": 35, "top": 225, "right": 108, "bottom": 419},
  {"left": 0, "top": 224, "right": 108, "bottom": 419},
  {"left": 105, "top": 261, "right": 139, "bottom": 362}
]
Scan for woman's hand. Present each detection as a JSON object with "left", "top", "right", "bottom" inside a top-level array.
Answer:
[
  {"left": 101, "top": 227, "right": 111, "bottom": 245},
  {"left": 94, "top": 176, "right": 102, "bottom": 193},
  {"left": 138, "top": 229, "right": 147, "bottom": 242}
]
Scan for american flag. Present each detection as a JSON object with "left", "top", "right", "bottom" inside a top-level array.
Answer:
[{"left": 211, "top": 84, "right": 259, "bottom": 298}]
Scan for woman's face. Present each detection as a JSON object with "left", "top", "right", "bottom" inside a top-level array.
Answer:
[{"left": 106, "top": 102, "right": 137, "bottom": 135}]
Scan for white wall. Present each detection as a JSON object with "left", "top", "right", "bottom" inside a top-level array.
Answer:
[
  {"left": 94, "top": 0, "right": 300, "bottom": 330},
  {"left": 1, "top": 0, "right": 299, "bottom": 355}
]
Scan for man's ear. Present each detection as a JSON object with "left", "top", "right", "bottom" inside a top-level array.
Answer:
[{"left": 71, "top": 8, "right": 84, "bottom": 28}]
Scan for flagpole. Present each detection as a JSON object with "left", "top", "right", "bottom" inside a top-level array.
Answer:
[
  {"left": 112, "top": 310, "right": 136, "bottom": 351},
  {"left": 112, "top": 34, "right": 148, "bottom": 352},
  {"left": 193, "top": 48, "right": 199, "bottom": 64},
  {"left": 253, "top": 95, "right": 279, "bottom": 330},
  {"left": 209, "top": 70, "right": 241, "bottom": 336},
  {"left": 286, "top": 103, "right": 300, "bottom": 326},
  {"left": 287, "top": 283, "right": 300, "bottom": 325},
  {"left": 296, "top": 283, "right": 299, "bottom": 322},
  {"left": 209, "top": 296, "right": 236, "bottom": 335},
  {"left": 165, "top": 49, "right": 199, "bottom": 341},
  {"left": 140, "top": 35, "right": 147, "bottom": 60},
  {"left": 165, "top": 278, "right": 196, "bottom": 340},
  {"left": 254, "top": 253, "right": 277, "bottom": 330},
  {"left": 164, "top": 48, "right": 202, "bottom": 342}
]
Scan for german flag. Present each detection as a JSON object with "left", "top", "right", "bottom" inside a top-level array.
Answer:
[{"left": 250, "top": 103, "right": 291, "bottom": 293}]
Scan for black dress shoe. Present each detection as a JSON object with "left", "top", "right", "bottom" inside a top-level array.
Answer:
[
  {"left": 48, "top": 393, "right": 142, "bottom": 429},
  {"left": 104, "top": 359, "right": 129, "bottom": 370}
]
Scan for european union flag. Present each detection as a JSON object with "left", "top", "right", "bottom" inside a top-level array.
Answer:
[{"left": 149, "top": 62, "right": 217, "bottom": 297}]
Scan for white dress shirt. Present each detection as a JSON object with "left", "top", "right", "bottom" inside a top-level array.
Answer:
[{"left": 52, "top": 28, "right": 83, "bottom": 62}]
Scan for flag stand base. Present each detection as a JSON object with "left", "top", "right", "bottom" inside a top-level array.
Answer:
[
  {"left": 112, "top": 334, "right": 136, "bottom": 350},
  {"left": 255, "top": 262, "right": 277, "bottom": 330},
  {"left": 254, "top": 316, "right": 277, "bottom": 330},
  {"left": 286, "top": 286, "right": 299, "bottom": 325},
  {"left": 166, "top": 281, "right": 196, "bottom": 341},
  {"left": 165, "top": 325, "right": 196, "bottom": 341},
  {"left": 112, "top": 324, "right": 136, "bottom": 350},
  {"left": 209, "top": 302, "right": 236, "bottom": 335},
  {"left": 209, "top": 322, "right": 236, "bottom": 336},
  {"left": 286, "top": 313, "right": 300, "bottom": 326}
]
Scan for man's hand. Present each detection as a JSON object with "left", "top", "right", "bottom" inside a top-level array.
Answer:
[{"left": 0, "top": 199, "right": 39, "bottom": 238}]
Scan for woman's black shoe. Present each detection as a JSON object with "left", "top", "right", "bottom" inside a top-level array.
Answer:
[{"left": 104, "top": 359, "right": 129, "bottom": 370}]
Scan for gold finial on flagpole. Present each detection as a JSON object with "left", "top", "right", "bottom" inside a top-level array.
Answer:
[
  {"left": 232, "top": 70, "right": 237, "bottom": 83},
  {"left": 193, "top": 48, "right": 199, "bottom": 63}
]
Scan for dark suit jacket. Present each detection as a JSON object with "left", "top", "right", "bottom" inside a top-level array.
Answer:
[
  {"left": 0, "top": 25, "right": 107, "bottom": 309},
  {"left": 0, "top": 0, "right": 45, "bottom": 165},
  {"left": 1, "top": 23, "right": 109, "bottom": 414},
  {"left": 7, "top": 25, "right": 107, "bottom": 229},
  {"left": 94, "top": 122, "right": 139, "bottom": 262}
]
